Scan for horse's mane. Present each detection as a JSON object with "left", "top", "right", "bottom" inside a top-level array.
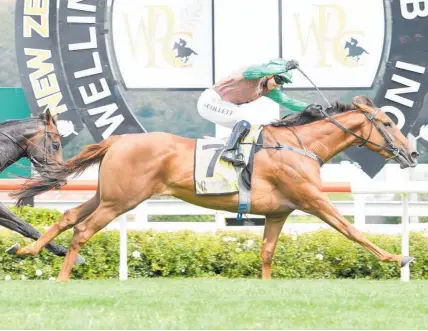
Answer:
[
  {"left": 0, "top": 112, "right": 55, "bottom": 129},
  {"left": 271, "top": 101, "right": 355, "bottom": 127},
  {"left": 0, "top": 119, "right": 32, "bottom": 128}
]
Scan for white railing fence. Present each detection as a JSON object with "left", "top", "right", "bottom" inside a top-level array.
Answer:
[
  {"left": 2, "top": 181, "right": 428, "bottom": 283},
  {"left": 108, "top": 184, "right": 428, "bottom": 283}
]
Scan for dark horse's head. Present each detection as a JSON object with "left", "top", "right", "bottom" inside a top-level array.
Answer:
[{"left": 0, "top": 109, "right": 63, "bottom": 170}]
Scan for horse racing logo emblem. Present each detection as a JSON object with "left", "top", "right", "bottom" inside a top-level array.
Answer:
[
  {"left": 283, "top": 0, "right": 384, "bottom": 88},
  {"left": 112, "top": 0, "right": 213, "bottom": 88},
  {"left": 173, "top": 38, "right": 198, "bottom": 64},
  {"left": 344, "top": 37, "right": 369, "bottom": 62}
]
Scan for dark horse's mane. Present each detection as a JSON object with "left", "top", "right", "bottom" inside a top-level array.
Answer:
[
  {"left": 270, "top": 101, "right": 355, "bottom": 127},
  {"left": 0, "top": 112, "right": 55, "bottom": 129},
  {"left": 0, "top": 119, "right": 32, "bottom": 128}
]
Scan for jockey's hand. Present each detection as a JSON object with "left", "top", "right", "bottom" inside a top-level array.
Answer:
[{"left": 286, "top": 59, "right": 299, "bottom": 71}]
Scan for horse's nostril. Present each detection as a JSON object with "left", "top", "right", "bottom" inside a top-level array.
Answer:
[{"left": 411, "top": 151, "right": 420, "bottom": 160}]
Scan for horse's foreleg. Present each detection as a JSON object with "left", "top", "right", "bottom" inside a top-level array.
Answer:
[
  {"left": 0, "top": 202, "right": 68, "bottom": 257},
  {"left": 307, "top": 195, "right": 407, "bottom": 266},
  {"left": 261, "top": 213, "right": 291, "bottom": 280},
  {"left": 14, "top": 195, "right": 99, "bottom": 258}
]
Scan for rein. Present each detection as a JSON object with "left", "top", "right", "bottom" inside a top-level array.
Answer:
[
  {"left": 296, "top": 65, "right": 400, "bottom": 158},
  {"left": 250, "top": 108, "right": 399, "bottom": 166},
  {"left": 316, "top": 106, "right": 399, "bottom": 157},
  {"left": 256, "top": 66, "right": 400, "bottom": 164}
]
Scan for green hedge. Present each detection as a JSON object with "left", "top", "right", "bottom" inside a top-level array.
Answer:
[{"left": 0, "top": 207, "right": 428, "bottom": 280}]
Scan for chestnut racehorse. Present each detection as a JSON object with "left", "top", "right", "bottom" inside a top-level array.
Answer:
[{"left": 9, "top": 96, "right": 419, "bottom": 282}]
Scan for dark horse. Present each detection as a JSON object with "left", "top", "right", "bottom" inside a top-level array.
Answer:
[
  {"left": 0, "top": 110, "right": 72, "bottom": 259},
  {"left": 9, "top": 97, "right": 419, "bottom": 282}
]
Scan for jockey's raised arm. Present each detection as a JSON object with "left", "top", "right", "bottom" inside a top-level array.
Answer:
[{"left": 197, "top": 58, "right": 321, "bottom": 166}]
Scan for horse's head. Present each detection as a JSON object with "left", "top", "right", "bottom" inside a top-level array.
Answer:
[
  {"left": 351, "top": 96, "right": 419, "bottom": 169},
  {"left": 344, "top": 41, "right": 351, "bottom": 49},
  {"left": 26, "top": 109, "right": 63, "bottom": 166}
]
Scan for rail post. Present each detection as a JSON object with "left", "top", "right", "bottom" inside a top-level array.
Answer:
[
  {"left": 401, "top": 193, "right": 410, "bottom": 282},
  {"left": 353, "top": 194, "right": 366, "bottom": 228},
  {"left": 119, "top": 215, "right": 128, "bottom": 281}
]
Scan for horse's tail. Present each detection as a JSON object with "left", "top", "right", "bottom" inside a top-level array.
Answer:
[
  {"left": 10, "top": 136, "right": 120, "bottom": 206},
  {"left": 192, "top": 50, "right": 198, "bottom": 55}
]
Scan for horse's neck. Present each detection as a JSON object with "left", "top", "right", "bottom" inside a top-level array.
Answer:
[
  {"left": 302, "top": 114, "right": 364, "bottom": 162},
  {"left": 0, "top": 128, "right": 27, "bottom": 172},
  {"left": 269, "top": 113, "right": 364, "bottom": 163},
  {"left": 0, "top": 142, "right": 25, "bottom": 172}
]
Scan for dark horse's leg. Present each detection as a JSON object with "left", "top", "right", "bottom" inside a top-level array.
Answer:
[
  {"left": 15, "top": 194, "right": 99, "bottom": 257},
  {"left": 0, "top": 201, "right": 68, "bottom": 257}
]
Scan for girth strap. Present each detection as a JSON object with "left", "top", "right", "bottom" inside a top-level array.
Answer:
[{"left": 235, "top": 167, "right": 251, "bottom": 219}]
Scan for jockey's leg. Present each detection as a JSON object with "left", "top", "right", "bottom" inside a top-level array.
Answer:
[
  {"left": 220, "top": 120, "right": 251, "bottom": 167},
  {"left": 197, "top": 89, "right": 252, "bottom": 166}
]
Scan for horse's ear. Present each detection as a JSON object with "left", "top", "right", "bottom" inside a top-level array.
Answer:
[
  {"left": 43, "top": 108, "right": 54, "bottom": 124},
  {"left": 352, "top": 96, "right": 376, "bottom": 114},
  {"left": 365, "top": 97, "right": 376, "bottom": 107},
  {"left": 352, "top": 95, "right": 376, "bottom": 107},
  {"left": 352, "top": 96, "right": 367, "bottom": 106}
]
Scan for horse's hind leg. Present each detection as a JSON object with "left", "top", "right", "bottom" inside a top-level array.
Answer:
[
  {"left": 57, "top": 202, "right": 123, "bottom": 282},
  {"left": 12, "top": 194, "right": 99, "bottom": 259}
]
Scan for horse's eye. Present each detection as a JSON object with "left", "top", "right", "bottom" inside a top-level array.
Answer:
[
  {"left": 384, "top": 122, "right": 392, "bottom": 129},
  {"left": 52, "top": 142, "right": 60, "bottom": 151}
]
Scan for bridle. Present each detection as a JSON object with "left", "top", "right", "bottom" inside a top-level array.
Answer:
[
  {"left": 293, "top": 66, "right": 401, "bottom": 162},
  {"left": 317, "top": 106, "right": 401, "bottom": 160},
  {"left": 255, "top": 105, "right": 401, "bottom": 167},
  {"left": 0, "top": 121, "right": 61, "bottom": 166}
]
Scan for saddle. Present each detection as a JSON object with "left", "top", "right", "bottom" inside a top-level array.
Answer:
[{"left": 193, "top": 125, "right": 263, "bottom": 214}]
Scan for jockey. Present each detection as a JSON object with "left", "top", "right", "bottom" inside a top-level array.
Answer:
[{"left": 197, "top": 58, "right": 322, "bottom": 167}]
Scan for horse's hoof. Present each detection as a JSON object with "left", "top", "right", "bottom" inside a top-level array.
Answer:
[
  {"left": 5, "top": 243, "right": 20, "bottom": 255},
  {"left": 75, "top": 255, "right": 85, "bottom": 265},
  {"left": 56, "top": 278, "right": 69, "bottom": 284},
  {"left": 401, "top": 256, "right": 415, "bottom": 268}
]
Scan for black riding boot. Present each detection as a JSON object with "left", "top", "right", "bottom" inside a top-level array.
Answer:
[{"left": 220, "top": 120, "right": 251, "bottom": 167}]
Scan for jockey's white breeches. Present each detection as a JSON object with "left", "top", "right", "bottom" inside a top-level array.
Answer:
[{"left": 197, "top": 88, "right": 279, "bottom": 129}]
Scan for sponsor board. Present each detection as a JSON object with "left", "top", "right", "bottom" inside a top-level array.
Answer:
[
  {"left": 281, "top": 0, "right": 385, "bottom": 89},
  {"left": 15, "top": 0, "right": 145, "bottom": 143},
  {"left": 15, "top": 0, "right": 84, "bottom": 144},
  {"left": 112, "top": 0, "right": 214, "bottom": 89}
]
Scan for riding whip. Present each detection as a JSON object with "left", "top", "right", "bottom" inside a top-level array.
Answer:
[{"left": 295, "top": 66, "right": 332, "bottom": 109}]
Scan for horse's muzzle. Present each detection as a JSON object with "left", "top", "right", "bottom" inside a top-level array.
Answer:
[{"left": 397, "top": 149, "right": 419, "bottom": 169}]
